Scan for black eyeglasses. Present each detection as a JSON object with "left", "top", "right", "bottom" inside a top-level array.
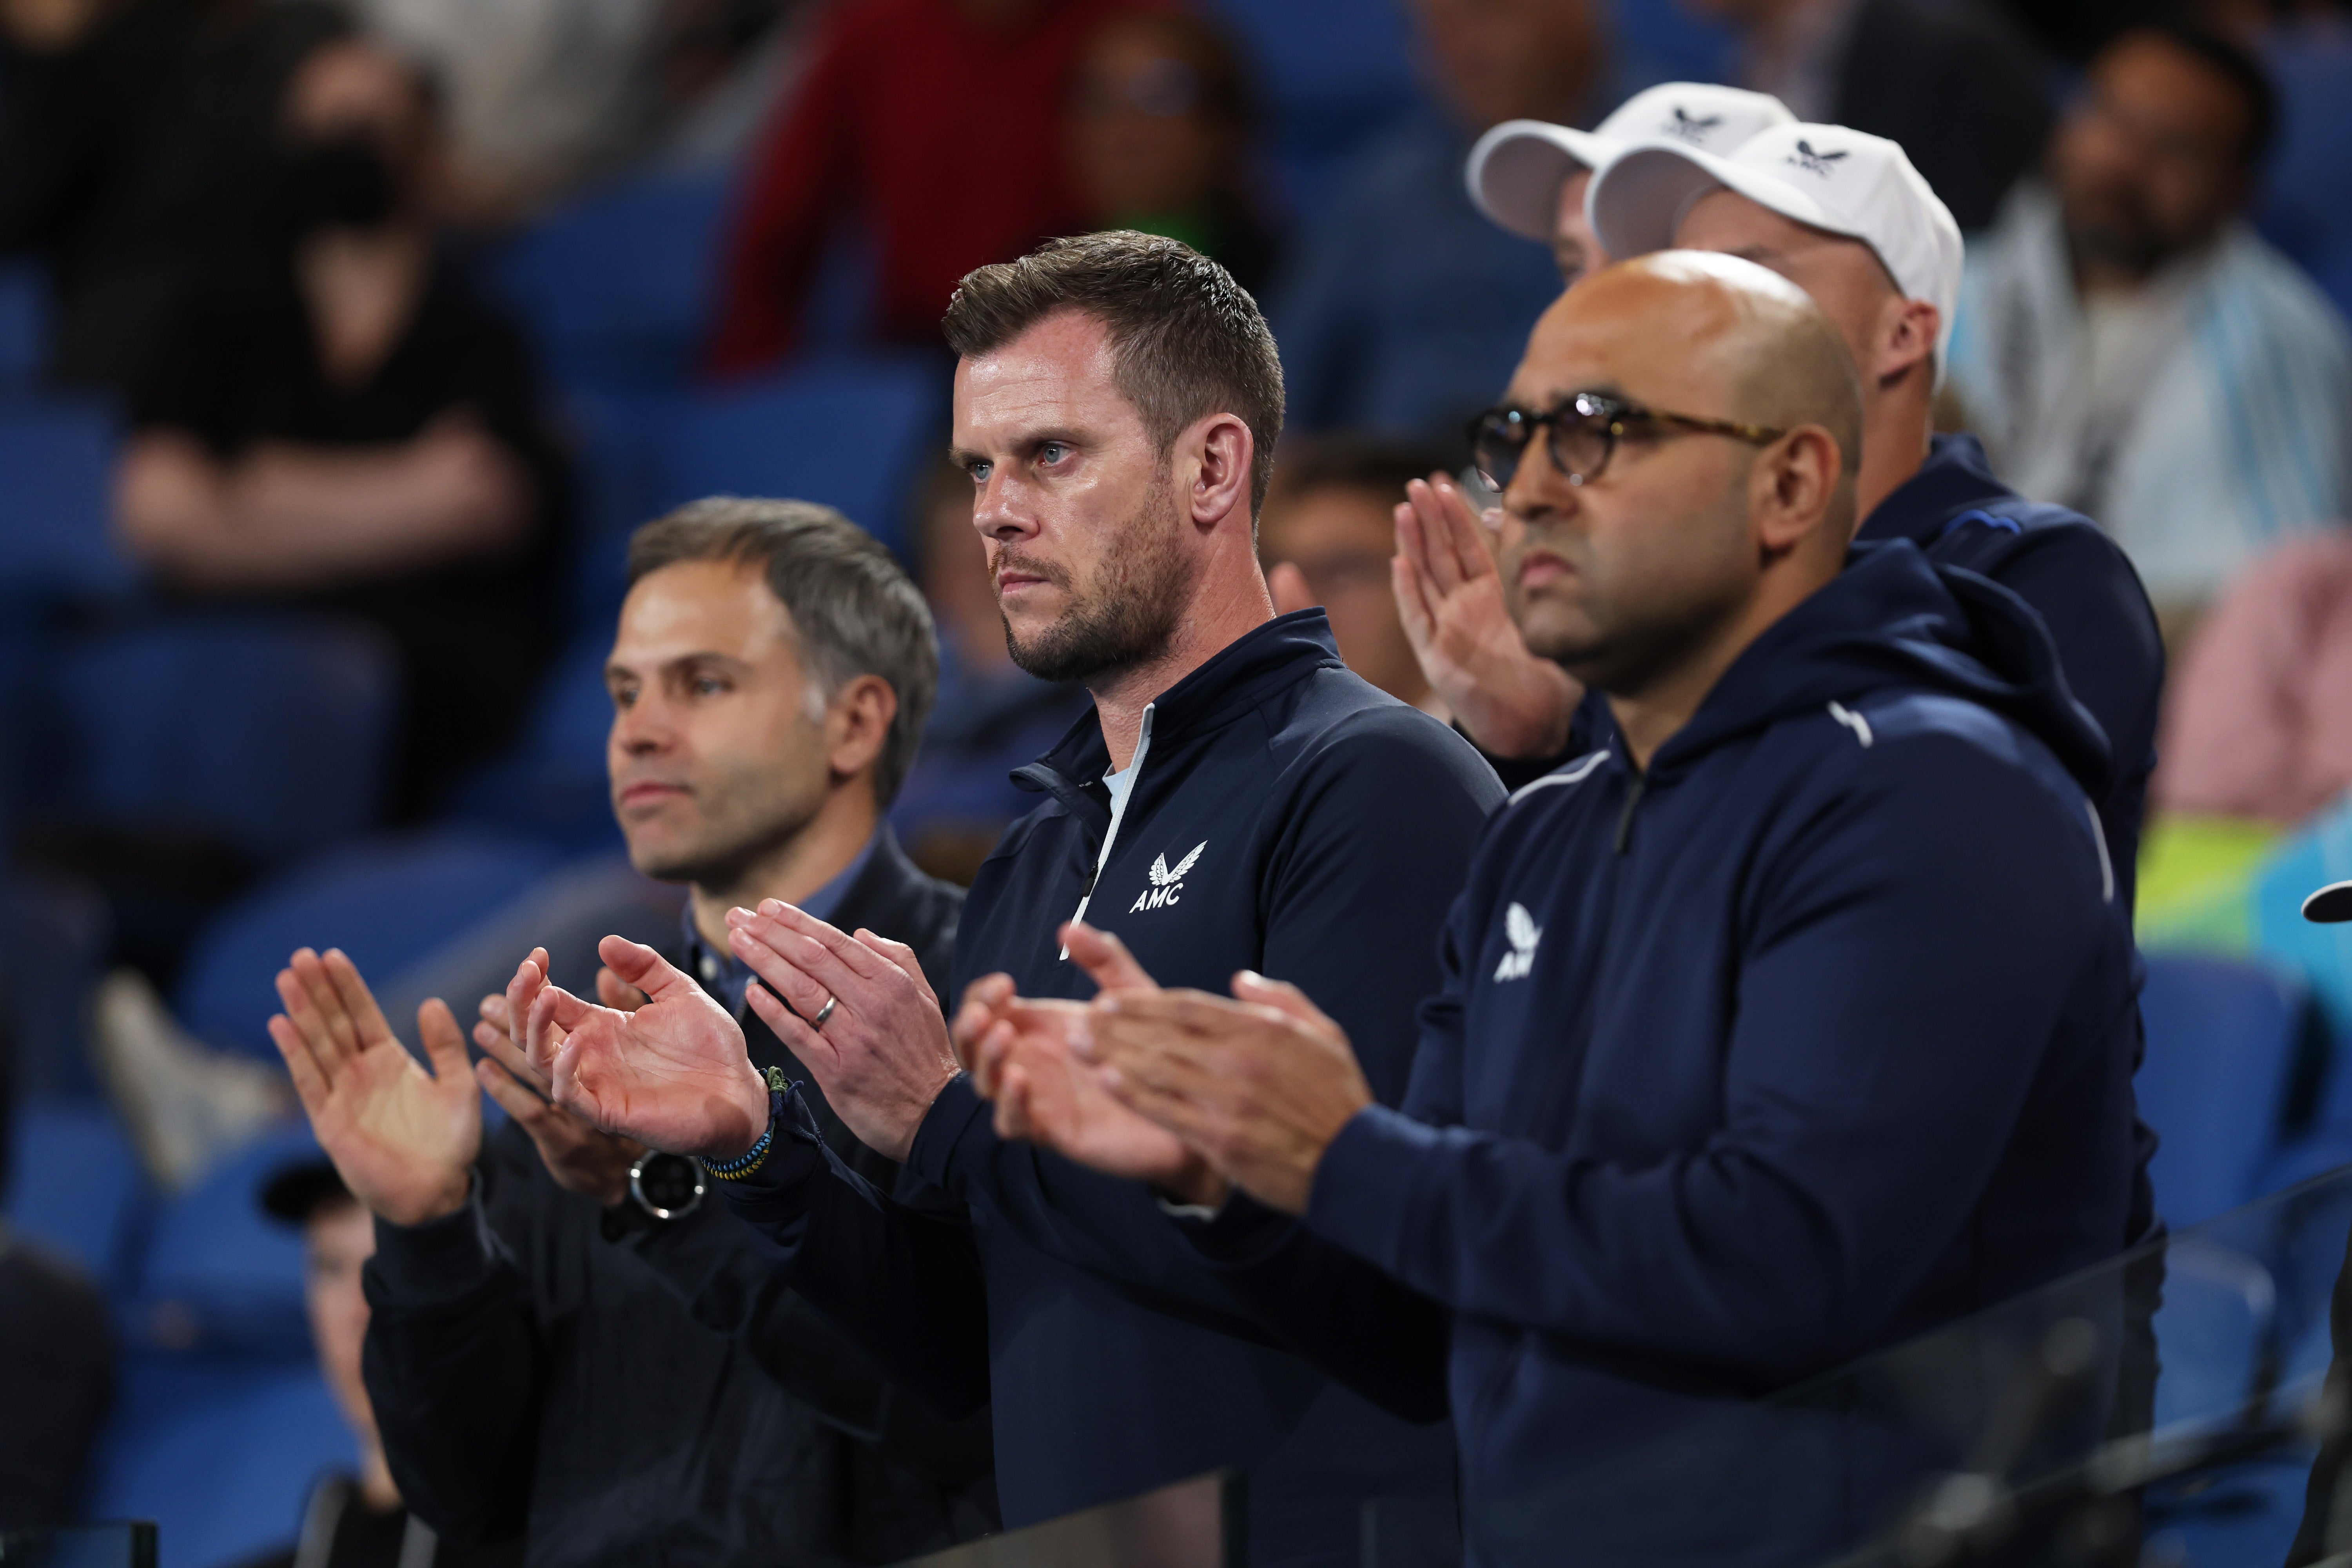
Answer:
[{"left": 1466, "top": 392, "right": 1786, "bottom": 492}]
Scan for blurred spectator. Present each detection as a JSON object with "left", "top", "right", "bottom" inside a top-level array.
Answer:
[
  {"left": 707, "top": 0, "right": 1151, "bottom": 376},
  {"left": 240, "top": 1158, "right": 518, "bottom": 1568},
  {"left": 1066, "top": 11, "right": 1273, "bottom": 292},
  {"left": 1680, "top": 0, "right": 2051, "bottom": 230},
  {"left": 352, "top": 0, "right": 799, "bottom": 218},
  {"left": 0, "top": 1225, "right": 114, "bottom": 1528},
  {"left": 0, "top": 0, "right": 350, "bottom": 391},
  {"left": 1260, "top": 436, "right": 1453, "bottom": 717},
  {"left": 1273, "top": 0, "right": 1613, "bottom": 438},
  {"left": 891, "top": 459, "right": 1087, "bottom": 885},
  {"left": 1466, "top": 81, "right": 1794, "bottom": 286},
  {"left": 116, "top": 39, "right": 570, "bottom": 815},
  {"left": 2155, "top": 532, "right": 2352, "bottom": 826},
  {"left": 1948, "top": 24, "right": 2352, "bottom": 617}
]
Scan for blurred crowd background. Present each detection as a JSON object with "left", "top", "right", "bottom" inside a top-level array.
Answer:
[{"left": 6, "top": 0, "right": 2352, "bottom": 1563}]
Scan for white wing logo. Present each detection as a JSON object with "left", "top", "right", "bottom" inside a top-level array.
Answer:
[
  {"left": 1150, "top": 842, "right": 1206, "bottom": 887},
  {"left": 1132, "top": 841, "right": 1207, "bottom": 912},
  {"left": 1495, "top": 901, "right": 1542, "bottom": 981}
]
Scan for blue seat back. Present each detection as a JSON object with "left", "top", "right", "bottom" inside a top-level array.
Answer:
[
  {"left": 490, "top": 171, "right": 733, "bottom": 392},
  {"left": 2139, "top": 954, "right": 2316, "bottom": 1228},
  {"left": 34, "top": 615, "right": 401, "bottom": 866},
  {"left": 131, "top": 1122, "right": 325, "bottom": 1356},
  {"left": 89, "top": 1354, "right": 355, "bottom": 1568},
  {"left": 174, "top": 829, "right": 563, "bottom": 1060},
  {"left": 0, "top": 399, "right": 136, "bottom": 601},
  {"left": 4, "top": 1098, "right": 151, "bottom": 1289},
  {"left": 650, "top": 354, "right": 942, "bottom": 561},
  {"left": 0, "top": 261, "right": 48, "bottom": 391}
]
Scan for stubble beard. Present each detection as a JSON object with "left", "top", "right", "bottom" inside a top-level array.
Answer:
[{"left": 998, "top": 484, "right": 1189, "bottom": 685}]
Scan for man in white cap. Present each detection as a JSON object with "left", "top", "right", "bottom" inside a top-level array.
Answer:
[
  {"left": 1406, "top": 121, "right": 2164, "bottom": 921},
  {"left": 1465, "top": 81, "right": 1794, "bottom": 287}
]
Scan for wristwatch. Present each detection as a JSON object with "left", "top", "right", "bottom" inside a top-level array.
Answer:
[{"left": 599, "top": 1152, "right": 706, "bottom": 1241}]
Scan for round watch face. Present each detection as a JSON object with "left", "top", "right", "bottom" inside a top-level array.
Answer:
[{"left": 631, "top": 1153, "right": 706, "bottom": 1220}]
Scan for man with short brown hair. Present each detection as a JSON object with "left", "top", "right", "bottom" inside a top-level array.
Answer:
[{"left": 516, "top": 232, "right": 1503, "bottom": 1563}]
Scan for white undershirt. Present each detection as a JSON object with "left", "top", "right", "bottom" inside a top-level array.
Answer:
[{"left": 1063, "top": 704, "right": 1156, "bottom": 953}]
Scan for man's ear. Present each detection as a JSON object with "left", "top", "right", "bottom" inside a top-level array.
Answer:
[
  {"left": 1874, "top": 296, "right": 1939, "bottom": 388},
  {"left": 1752, "top": 425, "right": 1846, "bottom": 558},
  {"left": 1182, "top": 412, "right": 1255, "bottom": 534},
  {"left": 825, "top": 673, "right": 898, "bottom": 785}
]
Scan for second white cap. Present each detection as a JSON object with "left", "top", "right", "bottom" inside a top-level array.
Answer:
[
  {"left": 1465, "top": 83, "right": 1796, "bottom": 244},
  {"left": 1587, "top": 122, "right": 1964, "bottom": 367}
]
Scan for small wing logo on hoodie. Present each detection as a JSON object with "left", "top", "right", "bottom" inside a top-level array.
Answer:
[
  {"left": 1494, "top": 902, "right": 1542, "bottom": 981},
  {"left": 1131, "top": 841, "right": 1206, "bottom": 913}
]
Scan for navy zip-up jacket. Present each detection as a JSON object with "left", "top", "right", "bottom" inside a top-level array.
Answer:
[
  {"left": 722, "top": 612, "right": 1505, "bottom": 1564},
  {"left": 1188, "top": 545, "right": 2141, "bottom": 1560},
  {"left": 1857, "top": 433, "right": 2161, "bottom": 907}
]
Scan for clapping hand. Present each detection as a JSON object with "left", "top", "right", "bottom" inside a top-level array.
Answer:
[
  {"left": 268, "top": 948, "right": 478, "bottom": 1226},
  {"left": 956, "top": 922, "right": 1220, "bottom": 1204},
  {"left": 1392, "top": 474, "right": 1578, "bottom": 759},
  {"left": 471, "top": 948, "right": 645, "bottom": 1206},
  {"left": 519, "top": 936, "right": 770, "bottom": 1162}
]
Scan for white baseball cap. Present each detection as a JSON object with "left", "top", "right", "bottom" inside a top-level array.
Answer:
[
  {"left": 1586, "top": 122, "right": 1964, "bottom": 368},
  {"left": 1465, "top": 83, "right": 1796, "bottom": 244}
]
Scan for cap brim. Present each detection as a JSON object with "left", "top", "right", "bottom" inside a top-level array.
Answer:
[
  {"left": 1589, "top": 139, "right": 1850, "bottom": 264},
  {"left": 2304, "top": 881, "right": 2352, "bottom": 923},
  {"left": 1468, "top": 119, "right": 1613, "bottom": 244},
  {"left": 260, "top": 1159, "right": 351, "bottom": 1225}
]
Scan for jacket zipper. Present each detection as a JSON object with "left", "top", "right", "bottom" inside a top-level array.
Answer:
[
  {"left": 1062, "top": 704, "right": 1156, "bottom": 956},
  {"left": 1613, "top": 770, "right": 1647, "bottom": 855}
]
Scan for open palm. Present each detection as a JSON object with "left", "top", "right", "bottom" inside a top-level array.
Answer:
[
  {"left": 269, "top": 947, "right": 478, "bottom": 1226},
  {"left": 532, "top": 935, "right": 769, "bottom": 1160}
]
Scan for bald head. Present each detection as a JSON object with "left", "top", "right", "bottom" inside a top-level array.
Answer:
[{"left": 1486, "top": 250, "right": 1864, "bottom": 731}]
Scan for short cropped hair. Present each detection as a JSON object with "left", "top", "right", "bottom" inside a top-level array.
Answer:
[
  {"left": 1275, "top": 435, "right": 1458, "bottom": 509},
  {"left": 627, "top": 497, "right": 939, "bottom": 806},
  {"left": 2133, "top": 22, "right": 2277, "bottom": 166},
  {"left": 941, "top": 230, "right": 1286, "bottom": 518}
]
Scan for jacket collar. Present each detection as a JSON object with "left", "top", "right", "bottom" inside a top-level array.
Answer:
[
  {"left": 1855, "top": 434, "right": 2017, "bottom": 546},
  {"left": 1011, "top": 611, "right": 1347, "bottom": 824}
]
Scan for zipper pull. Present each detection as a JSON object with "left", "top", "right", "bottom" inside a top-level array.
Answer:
[{"left": 1614, "top": 773, "right": 1646, "bottom": 855}]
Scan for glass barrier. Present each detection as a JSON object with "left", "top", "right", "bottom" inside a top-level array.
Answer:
[
  {"left": 896, "top": 1472, "right": 1234, "bottom": 1568},
  {"left": 1448, "top": 1164, "right": 2352, "bottom": 1567},
  {"left": 0, "top": 1524, "right": 158, "bottom": 1568}
]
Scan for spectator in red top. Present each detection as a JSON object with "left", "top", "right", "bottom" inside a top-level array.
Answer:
[{"left": 707, "top": 0, "right": 1152, "bottom": 376}]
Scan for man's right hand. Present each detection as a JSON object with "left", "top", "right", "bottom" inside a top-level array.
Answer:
[
  {"left": 268, "top": 948, "right": 479, "bottom": 1227},
  {"left": 473, "top": 953, "right": 646, "bottom": 1208},
  {"left": 523, "top": 935, "right": 770, "bottom": 1162},
  {"left": 1392, "top": 474, "right": 1579, "bottom": 760}
]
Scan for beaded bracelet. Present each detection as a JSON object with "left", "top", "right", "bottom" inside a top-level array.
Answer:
[{"left": 706, "top": 1066, "right": 791, "bottom": 1181}]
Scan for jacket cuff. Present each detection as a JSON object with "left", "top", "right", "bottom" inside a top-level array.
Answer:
[
  {"left": 1301, "top": 1104, "right": 1441, "bottom": 1273},
  {"left": 715, "top": 1085, "right": 832, "bottom": 1230},
  {"left": 368, "top": 1180, "right": 502, "bottom": 1307},
  {"left": 906, "top": 1072, "right": 993, "bottom": 1193}
]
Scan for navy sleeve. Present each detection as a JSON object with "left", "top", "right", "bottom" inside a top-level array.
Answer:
[
  {"left": 904, "top": 712, "right": 1501, "bottom": 1320},
  {"left": 717, "top": 1086, "right": 995, "bottom": 1421},
  {"left": 1988, "top": 525, "right": 2163, "bottom": 909},
  {"left": 1303, "top": 733, "right": 2114, "bottom": 1382},
  {"left": 359, "top": 1154, "right": 541, "bottom": 1545}
]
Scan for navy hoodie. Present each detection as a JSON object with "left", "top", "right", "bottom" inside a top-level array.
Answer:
[
  {"left": 1191, "top": 544, "right": 2141, "bottom": 1561},
  {"left": 721, "top": 612, "right": 1504, "bottom": 1565}
]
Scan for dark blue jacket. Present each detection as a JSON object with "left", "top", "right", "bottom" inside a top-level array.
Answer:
[
  {"left": 1194, "top": 545, "right": 2142, "bottom": 1560},
  {"left": 722, "top": 613, "right": 1504, "bottom": 1565},
  {"left": 1857, "top": 433, "right": 2162, "bottom": 906}
]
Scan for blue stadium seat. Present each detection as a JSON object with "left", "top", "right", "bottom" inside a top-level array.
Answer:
[
  {"left": 650, "top": 353, "right": 942, "bottom": 560},
  {"left": 174, "top": 829, "right": 563, "bottom": 1061},
  {"left": 3, "top": 1097, "right": 151, "bottom": 1289},
  {"left": 0, "top": 398, "right": 137, "bottom": 601},
  {"left": 89, "top": 1352, "right": 356, "bottom": 1568},
  {"left": 0, "top": 872, "right": 113, "bottom": 1100},
  {"left": 2139, "top": 955, "right": 2320, "bottom": 1229},
  {"left": 33, "top": 615, "right": 402, "bottom": 868},
  {"left": 130, "top": 1122, "right": 321, "bottom": 1357},
  {"left": 441, "top": 631, "right": 623, "bottom": 854},
  {"left": 489, "top": 170, "right": 734, "bottom": 392}
]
